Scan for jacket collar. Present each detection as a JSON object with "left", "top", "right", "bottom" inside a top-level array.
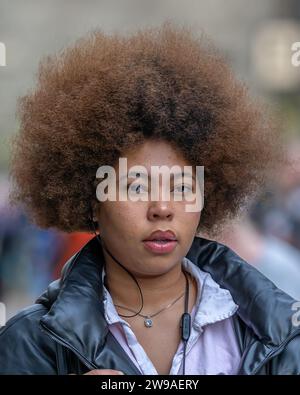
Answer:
[
  {"left": 39, "top": 235, "right": 109, "bottom": 369},
  {"left": 38, "top": 235, "right": 299, "bottom": 372},
  {"left": 186, "top": 237, "right": 299, "bottom": 347}
]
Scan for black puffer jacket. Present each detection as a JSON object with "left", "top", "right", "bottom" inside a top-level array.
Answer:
[{"left": 0, "top": 236, "right": 300, "bottom": 375}]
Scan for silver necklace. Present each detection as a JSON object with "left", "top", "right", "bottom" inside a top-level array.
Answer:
[{"left": 114, "top": 278, "right": 188, "bottom": 328}]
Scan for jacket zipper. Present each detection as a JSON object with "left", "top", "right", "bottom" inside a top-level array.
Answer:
[{"left": 40, "top": 322, "right": 97, "bottom": 372}]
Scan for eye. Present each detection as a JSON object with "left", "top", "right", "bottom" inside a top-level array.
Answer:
[
  {"left": 173, "top": 184, "right": 193, "bottom": 193},
  {"left": 128, "top": 183, "right": 148, "bottom": 194}
]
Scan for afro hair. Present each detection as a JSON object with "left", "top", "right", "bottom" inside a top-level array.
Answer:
[{"left": 9, "top": 21, "right": 285, "bottom": 237}]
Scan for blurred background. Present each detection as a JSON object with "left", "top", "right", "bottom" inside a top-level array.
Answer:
[{"left": 0, "top": 0, "right": 300, "bottom": 319}]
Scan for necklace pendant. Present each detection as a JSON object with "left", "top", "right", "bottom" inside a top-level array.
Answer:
[{"left": 144, "top": 317, "right": 153, "bottom": 328}]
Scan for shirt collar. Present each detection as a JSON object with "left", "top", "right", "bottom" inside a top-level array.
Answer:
[{"left": 182, "top": 257, "right": 238, "bottom": 330}]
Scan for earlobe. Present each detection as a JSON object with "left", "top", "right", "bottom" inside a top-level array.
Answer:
[
  {"left": 90, "top": 201, "right": 99, "bottom": 222},
  {"left": 89, "top": 212, "right": 100, "bottom": 235},
  {"left": 89, "top": 205, "right": 99, "bottom": 233}
]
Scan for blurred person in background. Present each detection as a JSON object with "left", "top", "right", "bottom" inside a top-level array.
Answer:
[
  {"left": 218, "top": 139, "right": 300, "bottom": 300},
  {"left": 250, "top": 139, "right": 300, "bottom": 252},
  {"left": 0, "top": 175, "right": 92, "bottom": 318}
]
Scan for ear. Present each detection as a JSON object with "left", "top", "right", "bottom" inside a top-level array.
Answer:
[{"left": 90, "top": 200, "right": 99, "bottom": 222}]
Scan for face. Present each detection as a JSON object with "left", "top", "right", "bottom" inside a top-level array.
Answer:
[{"left": 93, "top": 139, "right": 201, "bottom": 278}]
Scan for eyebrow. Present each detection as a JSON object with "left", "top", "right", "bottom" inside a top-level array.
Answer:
[{"left": 120, "top": 171, "right": 196, "bottom": 181}]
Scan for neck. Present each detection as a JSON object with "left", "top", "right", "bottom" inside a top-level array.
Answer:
[{"left": 102, "top": 249, "right": 187, "bottom": 314}]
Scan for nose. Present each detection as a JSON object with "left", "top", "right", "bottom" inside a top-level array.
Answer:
[{"left": 147, "top": 201, "right": 174, "bottom": 222}]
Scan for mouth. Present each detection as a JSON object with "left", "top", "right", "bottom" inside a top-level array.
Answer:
[{"left": 142, "top": 230, "right": 178, "bottom": 254}]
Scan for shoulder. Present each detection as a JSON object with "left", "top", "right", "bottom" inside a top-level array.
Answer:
[
  {"left": 269, "top": 331, "right": 300, "bottom": 375},
  {"left": 0, "top": 250, "right": 88, "bottom": 375},
  {"left": 0, "top": 303, "right": 58, "bottom": 374}
]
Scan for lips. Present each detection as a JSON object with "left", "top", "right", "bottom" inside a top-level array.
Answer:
[
  {"left": 142, "top": 230, "right": 178, "bottom": 254},
  {"left": 143, "top": 230, "right": 177, "bottom": 242}
]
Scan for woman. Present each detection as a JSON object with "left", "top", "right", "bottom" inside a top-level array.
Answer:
[{"left": 1, "top": 22, "right": 299, "bottom": 375}]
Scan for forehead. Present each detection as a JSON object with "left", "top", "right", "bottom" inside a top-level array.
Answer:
[{"left": 119, "top": 139, "right": 190, "bottom": 168}]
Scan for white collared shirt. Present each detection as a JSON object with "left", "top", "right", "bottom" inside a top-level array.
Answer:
[{"left": 102, "top": 257, "right": 241, "bottom": 375}]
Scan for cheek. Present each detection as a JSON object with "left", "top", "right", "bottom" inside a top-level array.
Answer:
[
  {"left": 177, "top": 203, "right": 201, "bottom": 227},
  {"left": 100, "top": 201, "right": 145, "bottom": 234},
  {"left": 185, "top": 214, "right": 201, "bottom": 235}
]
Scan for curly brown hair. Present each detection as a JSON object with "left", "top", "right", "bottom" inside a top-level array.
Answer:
[{"left": 9, "top": 22, "right": 284, "bottom": 237}]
